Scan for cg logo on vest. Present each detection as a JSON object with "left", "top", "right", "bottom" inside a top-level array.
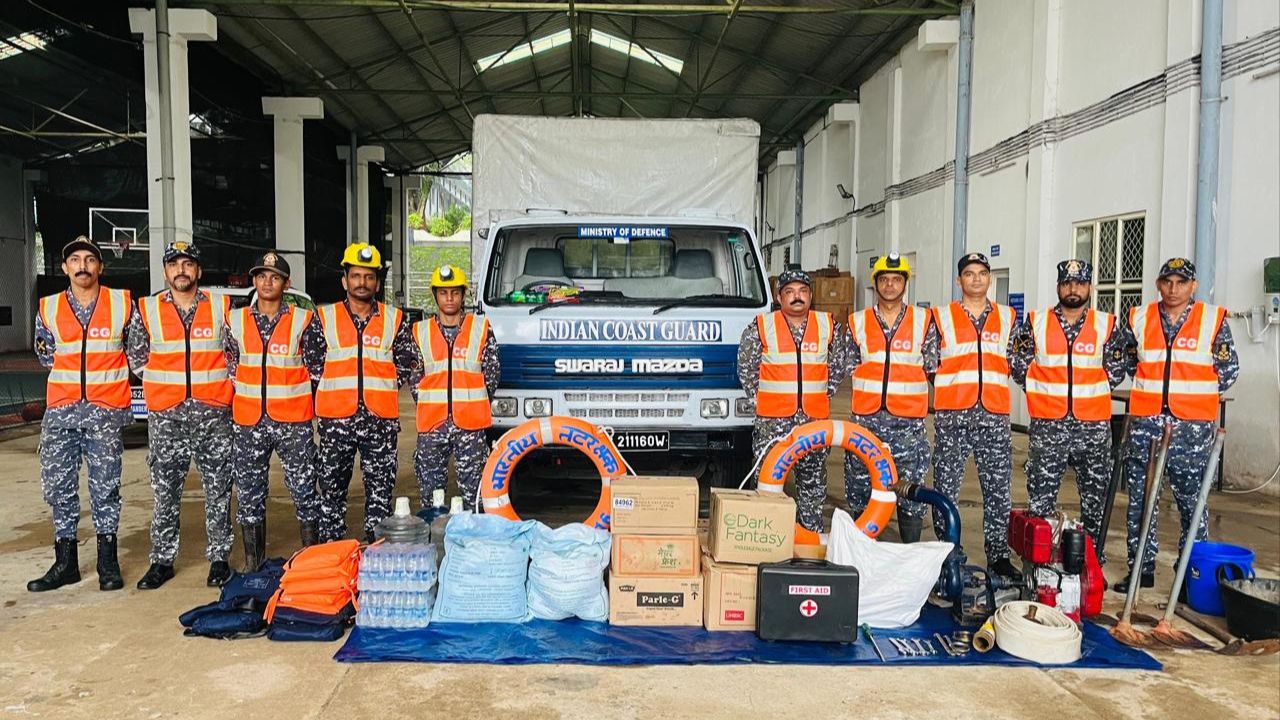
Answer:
[
  {"left": 88, "top": 327, "right": 113, "bottom": 338},
  {"left": 890, "top": 338, "right": 914, "bottom": 351},
  {"left": 980, "top": 331, "right": 1001, "bottom": 343},
  {"left": 269, "top": 342, "right": 291, "bottom": 354},
  {"left": 362, "top": 334, "right": 382, "bottom": 346},
  {"left": 1073, "top": 342, "right": 1096, "bottom": 354},
  {"left": 800, "top": 342, "right": 819, "bottom": 353},
  {"left": 1174, "top": 337, "right": 1199, "bottom": 350},
  {"left": 192, "top": 327, "right": 215, "bottom": 339}
]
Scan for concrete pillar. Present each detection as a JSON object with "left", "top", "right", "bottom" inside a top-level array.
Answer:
[
  {"left": 386, "top": 175, "right": 408, "bottom": 306},
  {"left": 262, "top": 97, "right": 324, "bottom": 292},
  {"left": 336, "top": 145, "right": 386, "bottom": 245},
  {"left": 128, "top": 8, "right": 216, "bottom": 292}
]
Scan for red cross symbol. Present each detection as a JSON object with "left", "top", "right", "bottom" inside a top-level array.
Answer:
[{"left": 799, "top": 599, "right": 818, "bottom": 617}]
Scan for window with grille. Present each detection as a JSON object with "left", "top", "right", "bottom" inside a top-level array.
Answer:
[{"left": 1072, "top": 213, "right": 1145, "bottom": 325}]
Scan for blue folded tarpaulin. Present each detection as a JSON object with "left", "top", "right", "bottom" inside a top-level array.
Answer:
[{"left": 334, "top": 606, "right": 1161, "bottom": 670}]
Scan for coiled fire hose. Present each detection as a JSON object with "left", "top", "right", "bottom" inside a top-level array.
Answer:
[{"left": 983, "top": 601, "right": 1082, "bottom": 664}]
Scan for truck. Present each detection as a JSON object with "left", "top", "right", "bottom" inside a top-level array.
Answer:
[{"left": 471, "top": 115, "right": 769, "bottom": 489}]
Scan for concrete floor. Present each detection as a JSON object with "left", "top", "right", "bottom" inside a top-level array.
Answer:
[{"left": 1, "top": 390, "right": 1277, "bottom": 719}]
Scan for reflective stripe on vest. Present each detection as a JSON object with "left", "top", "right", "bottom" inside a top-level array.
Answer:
[
  {"left": 228, "top": 306, "right": 315, "bottom": 425},
  {"left": 138, "top": 293, "right": 233, "bottom": 412},
  {"left": 1024, "top": 308, "right": 1114, "bottom": 421},
  {"left": 756, "top": 310, "right": 832, "bottom": 419},
  {"left": 413, "top": 315, "right": 492, "bottom": 432},
  {"left": 851, "top": 306, "right": 930, "bottom": 418},
  {"left": 314, "top": 302, "right": 402, "bottom": 419},
  {"left": 933, "top": 301, "right": 1015, "bottom": 414},
  {"left": 41, "top": 287, "right": 131, "bottom": 410},
  {"left": 1129, "top": 301, "right": 1224, "bottom": 421}
]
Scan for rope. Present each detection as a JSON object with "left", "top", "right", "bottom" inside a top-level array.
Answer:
[{"left": 991, "top": 601, "right": 1082, "bottom": 665}]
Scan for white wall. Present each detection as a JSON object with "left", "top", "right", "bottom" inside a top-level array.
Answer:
[
  {"left": 0, "top": 155, "right": 34, "bottom": 353},
  {"left": 760, "top": 0, "right": 1280, "bottom": 493}
]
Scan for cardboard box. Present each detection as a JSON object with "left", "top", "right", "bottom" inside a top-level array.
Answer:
[
  {"left": 611, "top": 533, "right": 701, "bottom": 577},
  {"left": 815, "top": 274, "right": 855, "bottom": 305},
  {"left": 708, "top": 489, "right": 796, "bottom": 565},
  {"left": 609, "top": 476, "right": 699, "bottom": 534},
  {"left": 609, "top": 574, "right": 704, "bottom": 627},
  {"left": 702, "top": 556, "right": 758, "bottom": 631}
]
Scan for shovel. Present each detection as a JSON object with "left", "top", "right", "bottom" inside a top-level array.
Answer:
[
  {"left": 1174, "top": 606, "right": 1280, "bottom": 656},
  {"left": 1151, "top": 428, "right": 1227, "bottom": 649},
  {"left": 1111, "top": 426, "right": 1171, "bottom": 649}
]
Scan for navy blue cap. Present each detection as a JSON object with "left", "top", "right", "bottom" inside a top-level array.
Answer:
[
  {"left": 957, "top": 252, "right": 990, "bottom": 274},
  {"left": 162, "top": 240, "right": 201, "bottom": 264},
  {"left": 1158, "top": 257, "right": 1196, "bottom": 280},
  {"left": 777, "top": 268, "right": 812, "bottom": 290},
  {"left": 1056, "top": 259, "right": 1093, "bottom": 284}
]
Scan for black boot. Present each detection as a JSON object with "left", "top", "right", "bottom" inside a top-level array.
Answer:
[
  {"left": 1112, "top": 571, "right": 1155, "bottom": 593},
  {"left": 96, "top": 534, "right": 123, "bottom": 591},
  {"left": 27, "top": 538, "right": 81, "bottom": 592},
  {"left": 242, "top": 523, "right": 266, "bottom": 573},
  {"left": 207, "top": 560, "right": 232, "bottom": 587},
  {"left": 897, "top": 515, "right": 923, "bottom": 544},
  {"left": 990, "top": 558, "right": 1023, "bottom": 583},
  {"left": 299, "top": 521, "right": 320, "bottom": 548},
  {"left": 136, "top": 562, "right": 174, "bottom": 590}
]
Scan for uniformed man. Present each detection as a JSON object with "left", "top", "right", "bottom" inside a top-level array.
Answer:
[
  {"left": 407, "top": 265, "right": 501, "bottom": 511},
  {"left": 737, "top": 268, "right": 849, "bottom": 540},
  {"left": 127, "top": 241, "right": 236, "bottom": 589},
  {"left": 314, "top": 243, "right": 417, "bottom": 542},
  {"left": 1113, "top": 258, "right": 1239, "bottom": 592},
  {"left": 843, "top": 254, "right": 938, "bottom": 542},
  {"left": 223, "top": 252, "right": 326, "bottom": 571},
  {"left": 931, "top": 252, "right": 1020, "bottom": 578},
  {"left": 1009, "top": 260, "right": 1127, "bottom": 562},
  {"left": 28, "top": 236, "right": 135, "bottom": 592}
]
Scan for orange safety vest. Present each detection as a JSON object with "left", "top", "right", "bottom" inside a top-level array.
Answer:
[
  {"left": 1024, "top": 308, "right": 1115, "bottom": 421},
  {"left": 138, "top": 292, "right": 234, "bottom": 413},
  {"left": 933, "top": 301, "right": 1016, "bottom": 414},
  {"left": 413, "top": 315, "right": 493, "bottom": 433},
  {"left": 1128, "top": 301, "right": 1225, "bottom": 421},
  {"left": 755, "top": 310, "right": 833, "bottom": 419},
  {"left": 227, "top": 306, "right": 315, "bottom": 425},
  {"left": 850, "top": 306, "right": 931, "bottom": 418},
  {"left": 314, "top": 302, "right": 403, "bottom": 420},
  {"left": 40, "top": 287, "right": 132, "bottom": 410}
]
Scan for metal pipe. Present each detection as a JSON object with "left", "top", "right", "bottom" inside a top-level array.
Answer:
[
  {"left": 189, "top": 0, "right": 949, "bottom": 16},
  {"left": 792, "top": 137, "right": 803, "bottom": 265},
  {"left": 349, "top": 129, "right": 359, "bottom": 244},
  {"left": 950, "top": 0, "right": 974, "bottom": 301},
  {"left": 155, "top": 0, "right": 178, "bottom": 250},
  {"left": 1161, "top": 428, "right": 1227, "bottom": 623},
  {"left": 1194, "top": 0, "right": 1223, "bottom": 302}
]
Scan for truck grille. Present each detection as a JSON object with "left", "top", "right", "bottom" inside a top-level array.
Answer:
[{"left": 562, "top": 391, "right": 688, "bottom": 421}]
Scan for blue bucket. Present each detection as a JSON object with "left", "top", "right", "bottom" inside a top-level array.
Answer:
[{"left": 1187, "top": 542, "right": 1255, "bottom": 616}]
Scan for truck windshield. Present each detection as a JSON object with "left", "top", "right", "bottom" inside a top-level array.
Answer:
[{"left": 484, "top": 224, "right": 767, "bottom": 307}]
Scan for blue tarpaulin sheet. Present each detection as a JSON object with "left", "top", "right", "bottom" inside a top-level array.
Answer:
[{"left": 334, "top": 606, "right": 1161, "bottom": 670}]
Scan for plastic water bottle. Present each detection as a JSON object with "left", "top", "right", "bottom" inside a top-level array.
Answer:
[
  {"left": 374, "top": 497, "right": 431, "bottom": 544},
  {"left": 416, "top": 489, "right": 448, "bottom": 524}
]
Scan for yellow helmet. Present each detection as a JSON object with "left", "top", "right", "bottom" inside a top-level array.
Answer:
[
  {"left": 872, "top": 253, "right": 911, "bottom": 280},
  {"left": 342, "top": 242, "right": 382, "bottom": 269},
  {"left": 431, "top": 264, "right": 467, "bottom": 288}
]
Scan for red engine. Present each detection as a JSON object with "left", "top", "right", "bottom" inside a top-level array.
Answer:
[{"left": 1008, "top": 511, "right": 1104, "bottom": 620}]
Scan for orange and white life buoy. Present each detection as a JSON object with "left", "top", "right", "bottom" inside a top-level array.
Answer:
[
  {"left": 758, "top": 419, "right": 899, "bottom": 545},
  {"left": 481, "top": 416, "right": 626, "bottom": 530}
]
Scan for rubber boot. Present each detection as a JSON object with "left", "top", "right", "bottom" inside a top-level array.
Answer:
[
  {"left": 27, "top": 538, "right": 81, "bottom": 592},
  {"left": 136, "top": 562, "right": 174, "bottom": 590},
  {"left": 206, "top": 561, "right": 232, "bottom": 587},
  {"left": 299, "top": 521, "right": 320, "bottom": 548},
  {"left": 242, "top": 523, "right": 266, "bottom": 573},
  {"left": 1111, "top": 571, "right": 1155, "bottom": 593},
  {"left": 897, "top": 515, "right": 923, "bottom": 544},
  {"left": 96, "top": 534, "right": 124, "bottom": 591}
]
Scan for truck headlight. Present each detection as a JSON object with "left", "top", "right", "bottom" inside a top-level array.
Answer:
[
  {"left": 734, "top": 397, "right": 755, "bottom": 417},
  {"left": 491, "top": 397, "right": 518, "bottom": 417},
  {"left": 524, "top": 397, "right": 553, "bottom": 417},
  {"left": 700, "top": 398, "right": 728, "bottom": 419}
]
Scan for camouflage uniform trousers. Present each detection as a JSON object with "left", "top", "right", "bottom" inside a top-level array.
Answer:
[
  {"left": 1025, "top": 418, "right": 1112, "bottom": 563},
  {"left": 146, "top": 411, "right": 235, "bottom": 563},
  {"left": 39, "top": 425, "right": 125, "bottom": 540},
  {"left": 230, "top": 419, "right": 321, "bottom": 526},
  {"left": 752, "top": 415, "right": 829, "bottom": 534},
  {"left": 932, "top": 412, "right": 1014, "bottom": 560},
  {"left": 1123, "top": 414, "right": 1215, "bottom": 574},
  {"left": 844, "top": 413, "right": 928, "bottom": 520},
  {"left": 317, "top": 412, "right": 399, "bottom": 542},
  {"left": 414, "top": 419, "right": 490, "bottom": 512}
]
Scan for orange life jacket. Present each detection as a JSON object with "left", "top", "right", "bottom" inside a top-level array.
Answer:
[
  {"left": 755, "top": 310, "right": 833, "bottom": 419},
  {"left": 314, "top": 302, "right": 403, "bottom": 420},
  {"left": 227, "top": 305, "right": 315, "bottom": 425},
  {"left": 1128, "top": 301, "right": 1225, "bottom": 421},
  {"left": 1024, "top": 308, "right": 1115, "bottom": 421},
  {"left": 137, "top": 292, "right": 234, "bottom": 412},
  {"left": 413, "top": 315, "right": 493, "bottom": 432},
  {"left": 850, "top": 305, "right": 931, "bottom": 418},
  {"left": 40, "top": 287, "right": 132, "bottom": 410},
  {"left": 933, "top": 301, "right": 1016, "bottom": 414}
]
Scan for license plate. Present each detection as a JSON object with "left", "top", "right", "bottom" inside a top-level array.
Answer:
[{"left": 611, "top": 431, "right": 669, "bottom": 452}]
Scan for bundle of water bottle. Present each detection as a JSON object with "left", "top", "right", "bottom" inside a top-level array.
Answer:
[{"left": 355, "top": 492, "right": 459, "bottom": 629}]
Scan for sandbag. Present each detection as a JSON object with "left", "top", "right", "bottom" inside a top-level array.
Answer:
[
  {"left": 433, "top": 513, "right": 537, "bottom": 623},
  {"left": 827, "top": 508, "right": 953, "bottom": 628},
  {"left": 527, "top": 523, "right": 611, "bottom": 622}
]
